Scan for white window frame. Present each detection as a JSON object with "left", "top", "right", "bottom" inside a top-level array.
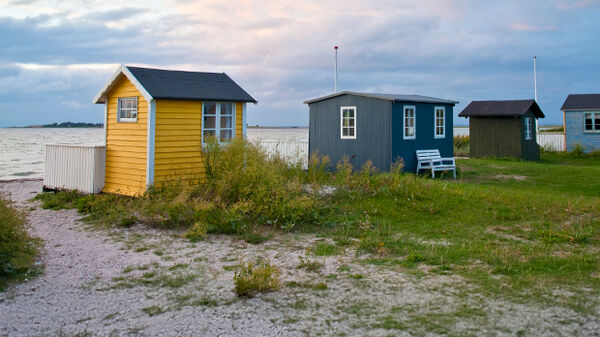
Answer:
[
  {"left": 202, "top": 102, "right": 236, "bottom": 144},
  {"left": 583, "top": 112, "right": 600, "bottom": 133},
  {"left": 403, "top": 105, "right": 416, "bottom": 140},
  {"left": 434, "top": 106, "right": 445, "bottom": 139},
  {"left": 524, "top": 117, "right": 532, "bottom": 140},
  {"left": 340, "top": 106, "right": 357, "bottom": 139},
  {"left": 117, "top": 97, "right": 138, "bottom": 123}
]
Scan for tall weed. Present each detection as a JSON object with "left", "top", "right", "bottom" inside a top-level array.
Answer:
[{"left": 1, "top": 195, "right": 40, "bottom": 289}]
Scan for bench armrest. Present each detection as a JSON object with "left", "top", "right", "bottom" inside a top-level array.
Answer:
[
  {"left": 439, "top": 157, "right": 455, "bottom": 166},
  {"left": 430, "top": 157, "right": 455, "bottom": 166}
]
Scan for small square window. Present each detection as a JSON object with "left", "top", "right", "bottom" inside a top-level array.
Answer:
[
  {"left": 117, "top": 97, "right": 138, "bottom": 122},
  {"left": 584, "top": 112, "right": 600, "bottom": 133},
  {"left": 202, "top": 102, "right": 235, "bottom": 144}
]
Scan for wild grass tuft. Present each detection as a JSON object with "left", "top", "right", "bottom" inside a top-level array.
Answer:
[
  {"left": 453, "top": 135, "right": 470, "bottom": 157},
  {"left": 233, "top": 258, "right": 281, "bottom": 297}
]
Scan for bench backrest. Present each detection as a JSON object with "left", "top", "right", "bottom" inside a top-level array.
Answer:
[{"left": 416, "top": 149, "right": 441, "bottom": 162}]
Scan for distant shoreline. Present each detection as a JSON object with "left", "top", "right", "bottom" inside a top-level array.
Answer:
[{"left": 7, "top": 122, "right": 104, "bottom": 129}]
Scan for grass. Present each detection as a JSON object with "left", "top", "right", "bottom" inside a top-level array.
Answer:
[
  {"left": 320, "top": 151, "right": 600, "bottom": 304},
  {"left": 310, "top": 242, "right": 341, "bottom": 256},
  {"left": 0, "top": 195, "right": 41, "bottom": 291},
  {"left": 33, "top": 142, "right": 600, "bottom": 305}
]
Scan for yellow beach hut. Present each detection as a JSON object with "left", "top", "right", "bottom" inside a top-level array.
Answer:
[{"left": 93, "top": 65, "right": 257, "bottom": 196}]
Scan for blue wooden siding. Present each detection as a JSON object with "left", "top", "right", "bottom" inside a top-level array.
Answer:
[
  {"left": 565, "top": 110, "right": 600, "bottom": 152},
  {"left": 308, "top": 95, "right": 392, "bottom": 170},
  {"left": 391, "top": 102, "right": 454, "bottom": 172}
]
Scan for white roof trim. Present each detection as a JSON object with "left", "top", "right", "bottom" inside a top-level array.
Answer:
[
  {"left": 303, "top": 91, "right": 458, "bottom": 105},
  {"left": 92, "top": 64, "right": 153, "bottom": 104}
]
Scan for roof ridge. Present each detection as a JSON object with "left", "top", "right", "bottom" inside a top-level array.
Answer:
[
  {"left": 126, "top": 65, "right": 226, "bottom": 76},
  {"left": 470, "top": 99, "right": 534, "bottom": 102}
]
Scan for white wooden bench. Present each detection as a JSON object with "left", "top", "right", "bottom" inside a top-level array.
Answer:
[{"left": 416, "top": 149, "right": 456, "bottom": 178}]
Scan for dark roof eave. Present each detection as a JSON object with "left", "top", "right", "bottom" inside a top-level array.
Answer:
[
  {"left": 561, "top": 93, "right": 600, "bottom": 110},
  {"left": 304, "top": 91, "right": 458, "bottom": 105},
  {"left": 153, "top": 96, "right": 257, "bottom": 103},
  {"left": 459, "top": 100, "right": 544, "bottom": 118}
]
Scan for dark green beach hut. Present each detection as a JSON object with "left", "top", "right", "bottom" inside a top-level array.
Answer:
[{"left": 459, "top": 100, "right": 545, "bottom": 161}]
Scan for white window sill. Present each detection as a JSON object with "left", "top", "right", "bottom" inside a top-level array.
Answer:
[{"left": 118, "top": 118, "right": 137, "bottom": 123}]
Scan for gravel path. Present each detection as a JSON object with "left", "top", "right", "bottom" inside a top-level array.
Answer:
[
  {"left": 0, "top": 180, "right": 301, "bottom": 337},
  {"left": 1, "top": 180, "right": 598, "bottom": 337}
]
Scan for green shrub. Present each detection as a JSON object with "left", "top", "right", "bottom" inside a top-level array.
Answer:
[
  {"left": 195, "top": 138, "right": 324, "bottom": 231},
  {"left": 571, "top": 143, "right": 585, "bottom": 156},
  {"left": 233, "top": 258, "right": 281, "bottom": 297},
  {"left": 184, "top": 222, "right": 208, "bottom": 242},
  {"left": 307, "top": 152, "right": 331, "bottom": 184},
  {"left": 0, "top": 195, "right": 40, "bottom": 290}
]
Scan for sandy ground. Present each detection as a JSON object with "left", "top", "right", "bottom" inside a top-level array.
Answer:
[{"left": 1, "top": 180, "right": 598, "bottom": 337}]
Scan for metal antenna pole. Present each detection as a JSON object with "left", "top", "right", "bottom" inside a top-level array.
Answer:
[
  {"left": 533, "top": 56, "right": 538, "bottom": 102},
  {"left": 334, "top": 46, "right": 338, "bottom": 92}
]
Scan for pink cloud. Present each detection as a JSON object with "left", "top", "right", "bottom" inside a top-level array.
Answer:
[
  {"left": 509, "top": 23, "right": 557, "bottom": 31},
  {"left": 557, "top": 0, "right": 600, "bottom": 10}
]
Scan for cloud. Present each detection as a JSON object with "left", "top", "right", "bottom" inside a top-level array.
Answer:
[
  {"left": 85, "top": 7, "right": 149, "bottom": 22},
  {"left": 0, "top": 0, "right": 599, "bottom": 127},
  {"left": 509, "top": 23, "right": 558, "bottom": 31},
  {"left": 556, "top": 0, "right": 600, "bottom": 10}
]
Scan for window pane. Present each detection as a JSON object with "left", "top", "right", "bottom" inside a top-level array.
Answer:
[
  {"left": 221, "top": 103, "right": 233, "bottom": 115},
  {"left": 343, "top": 109, "right": 350, "bottom": 118},
  {"left": 585, "top": 113, "right": 593, "bottom": 130},
  {"left": 348, "top": 118, "right": 354, "bottom": 127},
  {"left": 204, "top": 116, "right": 216, "bottom": 129},
  {"left": 407, "top": 127, "right": 414, "bottom": 137},
  {"left": 348, "top": 128, "right": 354, "bottom": 137},
  {"left": 220, "top": 130, "right": 232, "bottom": 142},
  {"left": 221, "top": 116, "right": 232, "bottom": 129},
  {"left": 204, "top": 103, "right": 217, "bottom": 115},
  {"left": 203, "top": 130, "right": 216, "bottom": 141},
  {"left": 595, "top": 114, "right": 600, "bottom": 130}
]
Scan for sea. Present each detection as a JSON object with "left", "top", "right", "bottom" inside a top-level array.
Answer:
[{"left": 0, "top": 126, "right": 469, "bottom": 181}]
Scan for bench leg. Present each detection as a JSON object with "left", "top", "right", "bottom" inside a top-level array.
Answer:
[
  {"left": 432, "top": 170, "right": 435, "bottom": 178},
  {"left": 453, "top": 169, "right": 456, "bottom": 179}
]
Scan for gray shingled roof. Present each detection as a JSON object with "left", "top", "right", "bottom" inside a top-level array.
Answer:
[
  {"left": 127, "top": 66, "right": 257, "bottom": 103},
  {"left": 458, "top": 100, "right": 544, "bottom": 118},
  {"left": 561, "top": 94, "right": 600, "bottom": 110},
  {"left": 304, "top": 91, "right": 458, "bottom": 105}
]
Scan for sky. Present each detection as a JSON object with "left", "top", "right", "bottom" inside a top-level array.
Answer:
[{"left": 0, "top": 0, "right": 599, "bottom": 127}]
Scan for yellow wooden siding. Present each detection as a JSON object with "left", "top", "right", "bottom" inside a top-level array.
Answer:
[
  {"left": 103, "top": 76, "right": 147, "bottom": 196},
  {"left": 154, "top": 100, "right": 204, "bottom": 184},
  {"left": 236, "top": 102, "right": 243, "bottom": 136},
  {"left": 153, "top": 101, "right": 245, "bottom": 184}
]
